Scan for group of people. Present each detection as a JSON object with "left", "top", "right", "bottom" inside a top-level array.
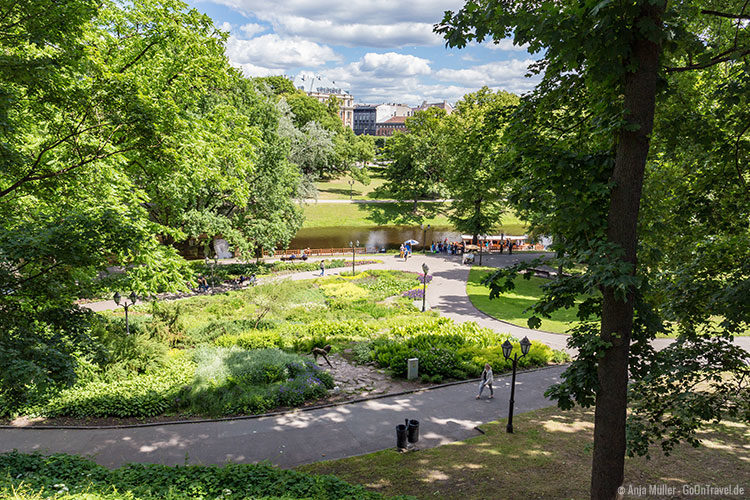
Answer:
[
  {"left": 398, "top": 243, "right": 413, "bottom": 260},
  {"left": 431, "top": 240, "right": 464, "bottom": 255}
]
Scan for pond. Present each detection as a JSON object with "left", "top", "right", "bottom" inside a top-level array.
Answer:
[{"left": 289, "top": 226, "right": 462, "bottom": 251}]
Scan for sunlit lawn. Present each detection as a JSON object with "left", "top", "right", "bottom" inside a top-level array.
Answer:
[
  {"left": 315, "top": 174, "right": 389, "bottom": 200},
  {"left": 302, "top": 203, "right": 527, "bottom": 235},
  {"left": 466, "top": 267, "right": 582, "bottom": 334},
  {"left": 300, "top": 405, "right": 750, "bottom": 500}
]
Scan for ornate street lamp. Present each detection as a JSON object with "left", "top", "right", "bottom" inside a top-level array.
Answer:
[
  {"left": 501, "top": 336, "right": 532, "bottom": 433},
  {"left": 348, "top": 179, "right": 355, "bottom": 200},
  {"left": 421, "top": 262, "right": 429, "bottom": 312},
  {"left": 349, "top": 240, "right": 360, "bottom": 275},
  {"left": 113, "top": 291, "right": 138, "bottom": 335}
]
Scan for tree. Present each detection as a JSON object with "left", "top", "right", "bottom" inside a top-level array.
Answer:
[
  {"left": 437, "top": 1, "right": 750, "bottom": 498},
  {"left": 0, "top": 0, "right": 305, "bottom": 411},
  {"left": 444, "top": 88, "right": 519, "bottom": 263},
  {"left": 381, "top": 107, "right": 449, "bottom": 215}
]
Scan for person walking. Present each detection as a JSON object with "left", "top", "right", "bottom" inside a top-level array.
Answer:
[
  {"left": 319, "top": 260, "right": 325, "bottom": 276},
  {"left": 476, "top": 363, "right": 494, "bottom": 399}
]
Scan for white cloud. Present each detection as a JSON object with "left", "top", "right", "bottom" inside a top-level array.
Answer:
[
  {"left": 483, "top": 38, "right": 531, "bottom": 52},
  {"left": 239, "top": 23, "right": 266, "bottom": 38},
  {"left": 206, "top": 0, "right": 464, "bottom": 47},
  {"left": 357, "top": 52, "right": 431, "bottom": 77},
  {"left": 218, "top": 21, "right": 233, "bottom": 33},
  {"left": 435, "top": 59, "right": 540, "bottom": 94},
  {"left": 268, "top": 16, "right": 441, "bottom": 48},
  {"left": 225, "top": 34, "right": 340, "bottom": 69}
]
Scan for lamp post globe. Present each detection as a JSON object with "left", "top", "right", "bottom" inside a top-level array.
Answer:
[
  {"left": 129, "top": 291, "right": 138, "bottom": 305},
  {"left": 113, "top": 291, "right": 121, "bottom": 306},
  {"left": 520, "top": 336, "right": 532, "bottom": 356},
  {"left": 501, "top": 339, "right": 513, "bottom": 360}
]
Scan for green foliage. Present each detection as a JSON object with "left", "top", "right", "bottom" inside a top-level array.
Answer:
[
  {"left": 40, "top": 352, "right": 194, "bottom": 418},
  {"left": 0, "top": 451, "right": 410, "bottom": 499},
  {"left": 371, "top": 319, "right": 558, "bottom": 379},
  {"left": 177, "top": 347, "right": 332, "bottom": 416}
]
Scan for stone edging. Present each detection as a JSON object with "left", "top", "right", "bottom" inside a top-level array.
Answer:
[{"left": 0, "top": 364, "right": 567, "bottom": 431}]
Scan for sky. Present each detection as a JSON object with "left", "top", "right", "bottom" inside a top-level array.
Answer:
[{"left": 186, "top": 0, "right": 542, "bottom": 106}]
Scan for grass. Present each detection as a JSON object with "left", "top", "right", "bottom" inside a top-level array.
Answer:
[
  {"left": 299, "top": 405, "right": 750, "bottom": 500},
  {"left": 316, "top": 174, "right": 389, "bottom": 200},
  {"left": 301, "top": 202, "right": 527, "bottom": 235},
  {"left": 466, "top": 267, "right": 583, "bottom": 334},
  {"left": 301, "top": 202, "right": 454, "bottom": 228}
]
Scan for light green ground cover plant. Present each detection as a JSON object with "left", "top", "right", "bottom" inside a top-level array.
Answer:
[
  {"left": 467, "top": 267, "right": 583, "bottom": 334},
  {"left": 0, "top": 451, "right": 413, "bottom": 500}
]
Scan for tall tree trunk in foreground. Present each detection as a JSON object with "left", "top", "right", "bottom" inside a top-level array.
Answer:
[{"left": 591, "top": 3, "right": 665, "bottom": 499}]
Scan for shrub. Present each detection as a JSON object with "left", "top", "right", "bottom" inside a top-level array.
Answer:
[
  {"left": 214, "top": 330, "right": 285, "bottom": 350},
  {"left": 40, "top": 352, "right": 194, "bottom": 418},
  {"left": 178, "top": 348, "right": 333, "bottom": 416},
  {"left": 0, "top": 451, "right": 409, "bottom": 500}
]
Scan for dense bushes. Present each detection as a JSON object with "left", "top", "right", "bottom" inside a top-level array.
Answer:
[
  {"left": 369, "top": 319, "right": 566, "bottom": 379},
  {"left": 39, "top": 352, "right": 194, "bottom": 418},
  {"left": 0, "top": 452, "right": 412, "bottom": 500},
  {"left": 176, "top": 348, "right": 334, "bottom": 416}
]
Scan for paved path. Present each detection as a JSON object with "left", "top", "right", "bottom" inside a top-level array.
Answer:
[{"left": 0, "top": 365, "right": 565, "bottom": 469}]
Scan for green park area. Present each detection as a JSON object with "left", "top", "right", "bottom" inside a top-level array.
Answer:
[
  {"left": 4, "top": 270, "right": 562, "bottom": 422},
  {"left": 315, "top": 173, "right": 389, "bottom": 200},
  {"left": 3, "top": 1, "right": 749, "bottom": 499},
  {"left": 467, "top": 268, "right": 583, "bottom": 334}
]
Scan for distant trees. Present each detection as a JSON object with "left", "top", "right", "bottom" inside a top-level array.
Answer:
[{"left": 380, "top": 89, "right": 518, "bottom": 240}]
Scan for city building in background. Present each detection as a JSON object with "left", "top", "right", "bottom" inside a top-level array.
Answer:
[
  {"left": 375, "top": 115, "right": 408, "bottom": 136},
  {"left": 353, "top": 105, "right": 377, "bottom": 135},
  {"left": 292, "top": 73, "right": 355, "bottom": 130},
  {"left": 412, "top": 100, "right": 454, "bottom": 115},
  {"left": 375, "top": 103, "right": 412, "bottom": 123}
]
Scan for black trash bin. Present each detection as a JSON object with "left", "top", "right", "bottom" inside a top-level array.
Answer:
[
  {"left": 406, "top": 418, "right": 420, "bottom": 443},
  {"left": 396, "top": 424, "right": 408, "bottom": 450}
]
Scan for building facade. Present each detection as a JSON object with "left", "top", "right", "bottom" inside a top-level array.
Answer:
[
  {"left": 412, "top": 100, "right": 454, "bottom": 115},
  {"left": 353, "top": 105, "right": 377, "bottom": 135},
  {"left": 375, "top": 103, "right": 412, "bottom": 123},
  {"left": 375, "top": 115, "right": 408, "bottom": 136},
  {"left": 292, "top": 74, "right": 355, "bottom": 130}
]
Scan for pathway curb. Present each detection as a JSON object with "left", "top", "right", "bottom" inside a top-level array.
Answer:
[{"left": 0, "top": 364, "right": 567, "bottom": 431}]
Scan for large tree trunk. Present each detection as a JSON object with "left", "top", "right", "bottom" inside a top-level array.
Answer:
[{"left": 591, "top": 3, "right": 665, "bottom": 499}]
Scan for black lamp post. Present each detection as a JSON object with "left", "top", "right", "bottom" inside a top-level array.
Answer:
[
  {"left": 113, "top": 291, "right": 138, "bottom": 335},
  {"left": 348, "top": 179, "right": 354, "bottom": 200},
  {"left": 349, "top": 240, "right": 359, "bottom": 275},
  {"left": 421, "top": 262, "right": 429, "bottom": 312},
  {"left": 421, "top": 224, "right": 430, "bottom": 254},
  {"left": 205, "top": 255, "right": 217, "bottom": 287},
  {"left": 501, "top": 336, "right": 532, "bottom": 433}
]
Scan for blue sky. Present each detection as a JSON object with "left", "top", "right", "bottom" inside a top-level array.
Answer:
[{"left": 186, "top": 0, "right": 541, "bottom": 106}]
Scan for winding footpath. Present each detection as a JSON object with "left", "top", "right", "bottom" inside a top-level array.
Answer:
[{"left": 2, "top": 253, "right": 747, "bottom": 469}]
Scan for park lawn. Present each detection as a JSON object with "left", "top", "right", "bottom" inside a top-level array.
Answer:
[
  {"left": 301, "top": 202, "right": 528, "bottom": 235},
  {"left": 299, "top": 405, "right": 750, "bottom": 500},
  {"left": 467, "top": 267, "right": 582, "bottom": 334},
  {"left": 316, "top": 174, "right": 389, "bottom": 200},
  {"left": 301, "top": 202, "right": 454, "bottom": 228}
]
